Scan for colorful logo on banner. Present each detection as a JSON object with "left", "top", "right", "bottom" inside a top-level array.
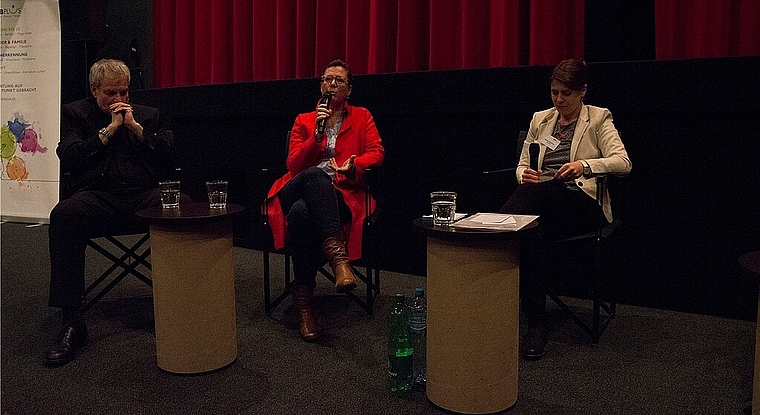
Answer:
[{"left": 1, "top": 112, "right": 47, "bottom": 181}]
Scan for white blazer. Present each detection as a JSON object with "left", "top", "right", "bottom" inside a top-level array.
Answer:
[{"left": 516, "top": 105, "right": 632, "bottom": 222}]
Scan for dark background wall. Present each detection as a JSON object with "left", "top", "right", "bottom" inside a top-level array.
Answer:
[
  {"left": 584, "top": 0, "right": 655, "bottom": 62},
  {"left": 59, "top": 2, "right": 760, "bottom": 321},
  {"left": 60, "top": 0, "right": 152, "bottom": 103},
  {"left": 127, "top": 58, "right": 760, "bottom": 323}
]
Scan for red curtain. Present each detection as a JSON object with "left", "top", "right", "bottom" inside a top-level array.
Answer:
[
  {"left": 655, "top": 0, "right": 760, "bottom": 60},
  {"left": 153, "top": 0, "right": 586, "bottom": 87}
]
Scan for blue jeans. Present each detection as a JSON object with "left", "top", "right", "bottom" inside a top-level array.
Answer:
[{"left": 278, "top": 167, "right": 351, "bottom": 285}]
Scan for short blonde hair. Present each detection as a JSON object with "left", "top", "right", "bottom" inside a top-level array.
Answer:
[{"left": 89, "top": 59, "right": 130, "bottom": 89}]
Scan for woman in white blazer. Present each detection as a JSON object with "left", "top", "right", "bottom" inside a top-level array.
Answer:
[{"left": 501, "top": 58, "right": 632, "bottom": 360}]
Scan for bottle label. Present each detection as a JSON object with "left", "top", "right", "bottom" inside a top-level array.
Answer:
[
  {"left": 410, "top": 312, "right": 426, "bottom": 330},
  {"left": 388, "top": 354, "right": 413, "bottom": 379}
]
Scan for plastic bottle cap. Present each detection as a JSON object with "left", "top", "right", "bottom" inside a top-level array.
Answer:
[{"left": 415, "top": 287, "right": 424, "bottom": 296}]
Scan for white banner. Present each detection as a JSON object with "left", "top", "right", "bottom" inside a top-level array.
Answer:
[{"left": 1, "top": 0, "right": 61, "bottom": 223}]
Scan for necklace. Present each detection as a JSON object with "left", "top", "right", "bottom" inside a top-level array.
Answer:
[{"left": 553, "top": 119, "right": 577, "bottom": 141}]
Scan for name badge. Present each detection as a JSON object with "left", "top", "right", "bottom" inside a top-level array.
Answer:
[{"left": 538, "top": 134, "right": 560, "bottom": 151}]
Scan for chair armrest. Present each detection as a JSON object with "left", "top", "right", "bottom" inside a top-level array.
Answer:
[
  {"left": 261, "top": 197, "right": 269, "bottom": 221},
  {"left": 481, "top": 167, "right": 516, "bottom": 175},
  {"left": 593, "top": 174, "right": 609, "bottom": 206},
  {"left": 600, "top": 218, "right": 622, "bottom": 241},
  {"left": 364, "top": 166, "right": 382, "bottom": 219}
]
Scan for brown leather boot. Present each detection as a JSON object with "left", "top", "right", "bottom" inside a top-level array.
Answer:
[
  {"left": 322, "top": 237, "right": 357, "bottom": 293},
  {"left": 291, "top": 284, "right": 321, "bottom": 341}
]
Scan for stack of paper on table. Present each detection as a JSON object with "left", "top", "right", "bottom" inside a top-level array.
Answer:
[
  {"left": 451, "top": 213, "right": 539, "bottom": 231},
  {"left": 421, "top": 213, "right": 469, "bottom": 221}
]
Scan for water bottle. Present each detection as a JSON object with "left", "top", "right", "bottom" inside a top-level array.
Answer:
[
  {"left": 387, "top": 293, "right": 414, "bottom": 394},
  {"left": 409, "top": 287, "right": 427, "bottom": 388}
]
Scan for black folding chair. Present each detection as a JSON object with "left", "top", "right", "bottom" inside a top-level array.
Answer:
[
  {"left": 542, "top": 173, "right": 619, "bottom": 344},
  {"left": 261, "top": 132, "right": 381, "bottom": 315},
  {"left": 81, "top": 230, "right": 152, "bottom": 313},
  {"left": 483, "top": 130, "right": 620, "bottom": 344},
  {"left": 57, "top": 127, "right": 183, "bottom": 314},
  {"left": 58, "top": 171, "right": 153, "bottom": 313}
]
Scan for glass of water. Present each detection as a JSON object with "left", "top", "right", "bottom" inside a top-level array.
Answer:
[
  {"left": 430, "top": 191, "right": 457, "bottom": 226},
  {"left": 206, "top": 180, "right": 228, "bottom": 209},
  {"left": 159, "top": 180, "right": 181, "bottom": 209}
]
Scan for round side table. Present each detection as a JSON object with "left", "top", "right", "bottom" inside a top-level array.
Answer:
[
  {"left": 740, "top": 251, "right": 760, "bottom": 415},
  {"left": 136, "top": 202, "right": 243, "bottom": 374},
  {"left": 413, "top": 218, "right": 536, "bottom": 414}
]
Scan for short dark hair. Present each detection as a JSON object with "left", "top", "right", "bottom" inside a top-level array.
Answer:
[
  {"left": 324, "top": 59, "right": 353, "bottom": 86},
  {"left": 551, "top": 58, "right": 587, "bottom": 91}
]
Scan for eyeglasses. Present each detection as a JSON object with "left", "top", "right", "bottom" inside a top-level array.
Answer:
[{"left": 321, "top": 75, "right": 347, "bottom": 86}]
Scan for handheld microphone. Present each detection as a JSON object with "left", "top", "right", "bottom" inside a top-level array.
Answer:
[
  {"left": 316, "top": 92, "right": 332, "bottom": 134},
  {"left": 529, "top": 143, "right": 540, "bottom": 171}
]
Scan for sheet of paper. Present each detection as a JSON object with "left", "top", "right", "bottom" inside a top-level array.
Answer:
[
  {"left": 450, "top": 213, "right": 538, "bottom": 231},
  {"left": 470, "top": 213, "right": 517, "bottom": 224},
  {"left": 421, "top": 213, "right": 468, "bottom": 221}
]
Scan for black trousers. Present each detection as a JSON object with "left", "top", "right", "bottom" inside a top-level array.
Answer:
[
  {"left": 500, "top": 180, "right": 607, "bottom": 324},
  {"left": 48, "top": 188, "right": 166, "bottom": 308},
  {"left": 278, "top": 167, "right": 351, "bottom": 286}
]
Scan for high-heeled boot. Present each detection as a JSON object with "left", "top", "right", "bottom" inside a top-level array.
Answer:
[
  {"left": 322, "top": 237, "right": 357, "bottom": 293},
  {"left": 291, "top": 284, "right": 321, "bottom": 341}
]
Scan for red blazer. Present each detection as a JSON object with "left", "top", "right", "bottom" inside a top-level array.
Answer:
[{"left": 266, "top": 104, "right": 385, "bottom": 259}]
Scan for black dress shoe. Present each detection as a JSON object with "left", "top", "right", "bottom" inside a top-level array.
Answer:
[
  {"left": 44, "top": 322, "right": 88, "bottom": 366},
  {"left": 520, "top": 324, "right": 547, "bottom": 360}
]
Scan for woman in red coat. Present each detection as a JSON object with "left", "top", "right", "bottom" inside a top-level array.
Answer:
[{"left": 265, "top": 59, "right": 384, "bottom": 341}]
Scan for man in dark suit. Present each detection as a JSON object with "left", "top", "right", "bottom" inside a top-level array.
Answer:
[{"left": 45, "top": 59, "right": 180, "bottom": 366}]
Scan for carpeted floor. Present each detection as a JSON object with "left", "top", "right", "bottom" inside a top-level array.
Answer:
[{"left": 1, "top": 221, "right": 755, "bottom": 414}]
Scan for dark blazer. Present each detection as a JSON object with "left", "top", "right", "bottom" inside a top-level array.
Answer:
[{"left": 58, "top": 97, "right": 176, "bottom": 198}]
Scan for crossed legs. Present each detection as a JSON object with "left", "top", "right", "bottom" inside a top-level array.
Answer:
[{"left": 278, "top": 167, "right": 354, "bottom": 341}]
